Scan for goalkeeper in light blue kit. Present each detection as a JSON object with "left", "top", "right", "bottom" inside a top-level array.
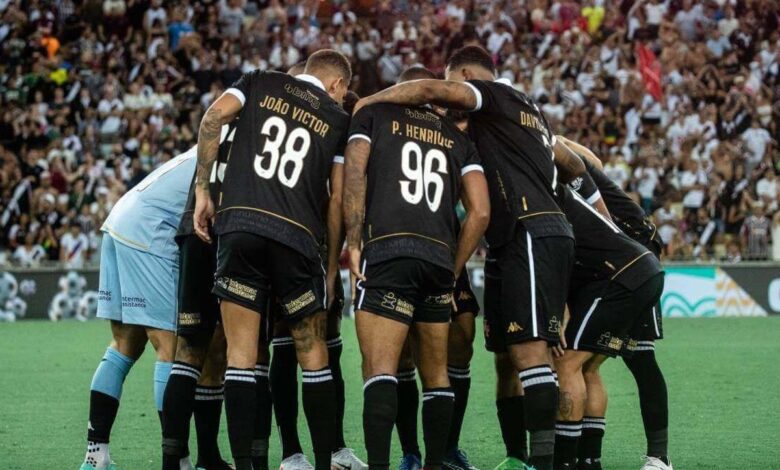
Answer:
[{"left": 79, "top": 144, "right": 217, "bottom": 470}]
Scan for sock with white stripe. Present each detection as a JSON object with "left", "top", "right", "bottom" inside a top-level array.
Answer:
[
  {"left": 578, "top": 417, "right": 605, "bottom": 467},
  {"left": 193, "top": 385, "right": 225, "bottom": 467},
  {"left": 623, "top": 349, "right": 668, "bottom": 459},
  {"left": 270, "top": 337, "right": 302, "bottom": 458},
  {"left": 446, "top": 366, "right": 471, "bottom": 452},
  {"left": 395, "top": 369, "right": 421, "bottom": 458},
  {"left": 252, "top": 363, "right": 271, "bottom": 470},
  {"left": 224, "top": 367, "right": 256, "bottom": 470},
  {"left": 364, "top": 375, "right": 399, "bottom": 469},
  {"left": 422, "top": 387, "right": 455, "bottom": 468},
  {"left": 161, "top": 362, "right": 200, "bottom": 470},
  {"left": 519, "top": 366, "right": 558, "bottom": 470},
  {"left": 554, "top": 420, "right": 582, "bottom": 468},
  {"left": 496, "top": 396, "right": 527, "bottom": 461},
  {"left": 328, "top": 336, "right": 347, "bottom": 450},
  {"left": 302, "top": 367, "right": 337, "bottom": 470}
]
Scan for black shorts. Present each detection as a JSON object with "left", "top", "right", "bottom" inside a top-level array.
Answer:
[
  {"left": 214, "top": 232, "right": 326, "bottom": 323},
  {"left": 629, "top": 300, "right": 664, "bottom": 346},
  {"left": 565, "top": 273, "right": 665, "bottom": 357},
  {"left": 329, "top": 269, "right": 345, "bottom": 319},
  {"left": 177, "top": 234, "right": 220, "bottom": 337},
  {"left": 355, "top": 257, "right": 454, "bottom": 325},
  {"left": 453, "top": 270, "right": 480, "bottom": 317},
  {"left": 483, "top": 229, "right": 575, "bottom": 352}
]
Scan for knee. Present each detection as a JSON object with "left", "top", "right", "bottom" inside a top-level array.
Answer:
[
  {"left": 110, "top": 336, "right": 146, "bottom": 361},
  {"left": 509, "top": 341, "right": 551, "bottom": 370},
  {"left": 148, "top": 332, "right": 176, "bottom": 362}
]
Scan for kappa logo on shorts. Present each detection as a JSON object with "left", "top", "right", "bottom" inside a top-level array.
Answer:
[
  {"left": 548, "top": 317, "right": 561, "bottom": 334},
  {"left": 285, "top": 290, "right": 316, "bottom": 315},
  {"left": 507, "top": 322, "right": 523, "bottom": 333},
  {"left": 178, "top": 312, "right": 201, "bottom": 326},
  {"left": 425, "top": 293, "right": 453, "bottom": 305},
  {"left": 458, "top": 290, "right": 473, "bottom": 301},
  {"left": 218, "top": 277, "right": 258, "bottom": 301}
]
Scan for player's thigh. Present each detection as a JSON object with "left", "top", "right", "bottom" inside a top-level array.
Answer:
[
  {"left": 109, "top": 319, "right": 148, "bottom": 360},
  {"left": 114, "top": 242, "right": 179, "bottom": 332},
  {"left": 146, "top": 327, "right": 177, "bottom": 362},
  {"left": 414, "top": 321, "right": 450, "bottom": 389},
  {"left": 398, "top": 335, "right": 416, "bottom": 371},
  {"left": 176, "top": 235, "right": 220, "bottom": 346},
  {"left": 356, "top": 309, "right": 409, "bottom": 379},
  {"left": 448, "top": 312, "right": 476, "bottom": 366},
  {"left": 221, "top": 300, "right": 263, "bottom": 368}
]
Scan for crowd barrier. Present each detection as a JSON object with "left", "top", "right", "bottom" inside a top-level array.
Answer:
[{"left": 2, "top": 262, "right": 779, "bottom": 320}]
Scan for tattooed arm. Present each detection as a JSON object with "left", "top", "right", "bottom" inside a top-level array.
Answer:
[
  {"left": 353, "top": 79, "right": 478, "bottom": 114},
  {"left": 193, "top": 93, "right": 242, "bottom": 242},
  {"left": 552, "top": 139, "right": 587, "bottom": 184},
  {"left": 342, "top": 138, "right": 370, "bottom": 281},
  {"left": 455, "top": 171, "right": 490, "bottom": 279},
  {"left": 556, "top": 135, "right": 604, "bottom": 170}
]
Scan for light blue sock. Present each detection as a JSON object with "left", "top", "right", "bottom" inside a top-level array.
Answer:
[
  {"left": 154, "top": 361, "right": 173, "bottom": 412},
  {"left": 90, "top": 347, "right": 135, "bottom": 399}
]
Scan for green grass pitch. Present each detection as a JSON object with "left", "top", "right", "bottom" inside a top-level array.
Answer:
[{"left": 1, "top": 317, "right": 779, "bottom": 469}]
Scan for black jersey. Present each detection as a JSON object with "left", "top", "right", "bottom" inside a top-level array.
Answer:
[
  {"left": 465, "top": 79, "right": 572, "bottom": 246},
  {"left": 561, "top": 186, "right": 661, "bottom": 292},
  {"left": 349, "top": 103, "right": 483, "bottom": 272},
  {"left": 575, "top": 158, "right": 663, "bottom": 255},
  {"left": 177, "top": 122, "right": 238, "bottom": 240},
  {"left": 214, "top": 71, "right": 350, "bottom": 260}
]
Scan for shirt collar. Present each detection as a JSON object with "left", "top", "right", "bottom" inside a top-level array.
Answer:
[
  {"left": 495, "top": 77, "right": 513, "bottom": 86},
  {"left": 296, "top": 73, "right": 326, "bottom": 91}
]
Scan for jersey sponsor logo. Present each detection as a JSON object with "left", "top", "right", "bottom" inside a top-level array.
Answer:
[
  {"left": 597, "top": 332, "right": 623, "bottom": 351},
  {"left": 178, "top": 312, "right": 201, "bottom": 326},
  {"left": 507, "top": 321, "right": 523, "bottom": 333},
  {"left": 121, "top": 296, "right": 147, "bottom": 309},
  {"left": 381, "top": 291, "right": 414, "bottom": 317},
  {"left": 404, "top": 108, "right": 442, "bottom": 129},
  {"left": 425, "top": 293, "right": 453, "bottom": 305},
  {"left": 284, "top": 83, "right": 321, "bottom": 110},
  {"left": 216, "top": 276, "right": 258, "bottom": 301},
  {"left": 98, "top": 290, "right": 112, "bottom": 302},
  {"left": 285, "top": 290, "right": 316, "bottom": 315}
]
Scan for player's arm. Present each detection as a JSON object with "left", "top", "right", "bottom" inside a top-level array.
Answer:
[
  {"left": 326, "top": 159, "right": 345, "bottom": 307},
  {"left": 342, "top": 138, "right": 370, "bottom": 281},
  {"left": 193, "top": 92, "right": 242, "bottom": 242},
  {"left": 455, "top": 170, "right": 490, "bottom": 279},
  {"left": 354, "top": 79, "right": 478, "bottom": 114},
  {"left": 552, "top": 139, "right": 587, "bottom": 183},
  {"left": 556, "top": 135, "right": 603, "bottom": 170},
  {"left": 573, "top": 159, "right": 613, "bottom": 221}
]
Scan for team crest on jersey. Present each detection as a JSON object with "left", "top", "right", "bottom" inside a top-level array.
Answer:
[
  {"left": 285, "top": 290, "right": 316, "bottom": 315},
  {"left": 570, "top": 177, "right": 583, "bottom": 191},
  {"left": 381, "top": 292, "right": 398, "bottom": 310},
  {"left": 381, "top": 292, "right": 413, "bottom": 316}
]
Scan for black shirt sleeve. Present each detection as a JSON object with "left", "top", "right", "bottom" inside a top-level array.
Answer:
[
  {"left": 348, "top": 105, "right": 375, "bottom": 144},
  {"left": 225, "top": 70, "right": 264, "bottom": 106},
  {"left": 571, "top": 169, "right": 601, "bottom": 205},
  {"left": 464, "top": 80, "right": 499, "bottom": 113},
  {"left": 459, "top": 139, "right": 483, "bottom": 176}
]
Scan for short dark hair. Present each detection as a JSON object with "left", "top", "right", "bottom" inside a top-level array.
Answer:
[
  {"left": 343, "top": 91, "right": 360, "bottom": 114},
  {"left": 305, "top": 49, "right": 352, "bottom": 83},
  {"left": 287, "top": 61, "right": 306, "bottom": 76},
  {"left": 398, "top": 66, "right": 436, "bottom": 83},
  {"left": 446, "top": 45, "right": 496, "bottom": 75}
]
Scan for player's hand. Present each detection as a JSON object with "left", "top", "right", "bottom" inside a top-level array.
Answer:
[
  {"left": 553, "top": 306, "right": 571, "bottom": 358},
  {"left": 325, "top": 267, "right": 339, "bottom": 310},
  {"left": 348, "top": 246, "right": 365, "bottom": 282},
  {"left": 193, "top": 188, "right": 215, "bottom": 243}
]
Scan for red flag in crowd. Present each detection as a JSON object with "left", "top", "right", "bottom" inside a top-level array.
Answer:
[{"left": 636, "top": 42, "right": 663, "bottom": 101}]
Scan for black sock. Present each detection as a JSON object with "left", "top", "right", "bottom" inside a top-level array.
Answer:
[
  {"left": 519, "top": 366, "right": 558, "bottom": 470},
  {"left": 224, "top": 368, "right": 256, "bottom": 470},
  {"left": 395, "top": 369, "right": 421, "bottom": 458},
  {"left": 87, "top": 391, "right": 120, "bottom": 443},
  {"left": 624, "top": 348, "right": 669, "bottom": 458},
  {"left": 422, "top": 387, "right": 455, "bottom": 469},
  {"left": 270, "top": 337, "right": 303, "bottom": 459},
  {"left": 302, "top": 368, "right": 338, "bottom": 470},
  {"left": 328, "top": 336, "right": 346, "bottom": 450},
  {"left": 554, "top": 421, "right": 582, "bottom": 469},
  {"left": 252, "top": 363, "right": 272, "bottom": 470},
  {"left": 579, "top": 417, "right": 605, "bottom": 467},
  {"left": 162, "top": 362, "right": 200, "bottom": 470},
  {"left": 193, "top": 385, "right": 225, "bottom": 466},
  {"left": 446, "top": 365, "right": 471, "bottom": 452},
  {"left": 496, "top": 396, "right": 527, "bottom": 461},
  {"left": 364, "top": 375, "right": 399, "bottom": 469}
]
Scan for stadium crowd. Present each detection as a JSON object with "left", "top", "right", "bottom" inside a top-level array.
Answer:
[{"left": 1, "top": 0, "right": 780, "bottom": 267}]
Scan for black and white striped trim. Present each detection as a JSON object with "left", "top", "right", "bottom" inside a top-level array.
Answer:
[
  {"left": 326, "top": 337, "right": 343, "bottom": 348},
  {"left": 461, "top": 164, "right": 484, "bottom": 176},
  {"left": 555, "top": 422, "right": 583, "bottom": 437},
  {"left": 573, "top": 297, "right": 602, "bottom": 350},
  {"left": 195, "top": 386, "right": 224, "bottom": 401},
  {"left": 302, "top": 369, "right": 333, "bottom": 383},
  {"left": 225, "top": 369, "right": 256, "bottom": 383},
  {"left": 396, "top": 369, "right": 417, "bottom": 382},
  {"left": 634, "top": 340, "right": 655, "bottom": 352},
  {"left": 553, "top": 371, "right": 559, "bottom": 387},
  {"left": 348, "top": 133, "right": 371, "bottom": 144},
  {"left": 447, "top": 366, "right": 471, "bottom": 379},
  {"left": 272, "top": 336, "right": 294, "bottom": 347},
  {"left": 171, "top": 363, "right": 201, "bottom": 380},
  {"left": 255, "top": 364, "right": 270, "bottom": 378},
  {"left": 526, "top": 232, "right": 539, "bottom": 337},
  {"left": 518, "top": 365, "right": 556, "bottom": 388},
  {"left": 363, "top": 374, "right": 398, "bottom": 390},
  {"left": 582, "top": 417, "right": 606, "bottom": 431},
  {"left": 356, "top": 259, "right": 367, "bottom": 309},
  {"left": 422, "top": 390, "right": 455, "bottom": 402}
]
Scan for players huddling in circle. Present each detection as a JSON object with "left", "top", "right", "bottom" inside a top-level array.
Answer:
[{"left": 80, "top": 46, "right": 672, "bottom": 470}]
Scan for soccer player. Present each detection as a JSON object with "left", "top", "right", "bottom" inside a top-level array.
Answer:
[
  {"left": 80, "top": 148, "right": 199, "bottom": 470},
  {"left": 343, "top": 65, "right": 490, "bottom": 470},
  {"left": 161, "top": 122, "right": 245, "bottom": 470},
  {"left": 557, "top": 137, "right": 672, "bottom": 470},
  {"left": 551, "top": 180, "right": 664, "bottom": 470},
  {"left": 353, "top": 46, "right": 586, "bottom": 470},
  {"left": 193, "top": 50, "right": 352, "bottom": 470},
  {"left": 268, "top": 64, "right": 366, "bottom": 470}
]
